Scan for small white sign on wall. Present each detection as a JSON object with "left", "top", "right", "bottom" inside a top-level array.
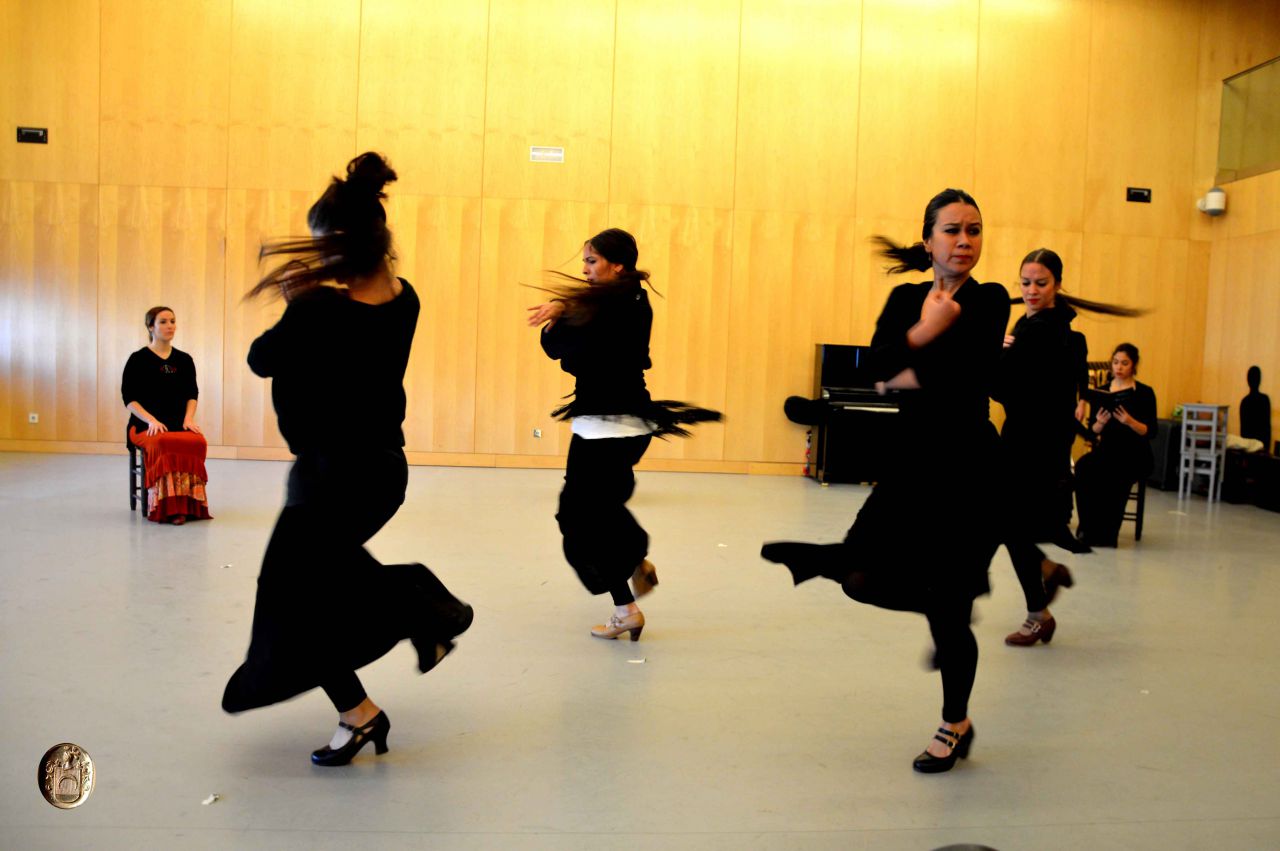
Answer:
[{"left": 530, "top": 146, "right": 565, "bottom": 163}]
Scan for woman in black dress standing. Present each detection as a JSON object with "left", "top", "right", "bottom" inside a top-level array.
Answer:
[
  {"left": 1074, "top": 343, "right": 1157, "bottom": 547},
  {"left": 527, "top": 228, "right": 719, "bottom": 641},
  {"left": 223, "top": 153, "right": 473, "bottom": 766},
  {"left": 994, "top": 249, "right": 1143, "bottom": 646},
  {"left": 762, "top": 189, "right": 1009, "bottom": 773}
]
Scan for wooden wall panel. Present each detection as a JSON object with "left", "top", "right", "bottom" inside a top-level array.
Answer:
[
  {"left": 610, "top": 0, "right": 740, "bottom": 209},
  {"left": 0, "top": 182, "right": 99, "bottom": 440},
  {"left": 482, "top": 0, "right": 615, "bottom": 203},
  {"left": 1202, "top": 232, "right": 1280, "bottom": 430},
  {"left": 97, "top": 186, "right": 226, "bottom": 443},
  {"left": 356, "top": 0, "right": 488, "bottom": 198},
  {"left": 1075, "top": 233, "right": 1209, "bottom": 419},
  {"left": 854, "top": 0, "right": 979, "bottom": 224},
  {"left": 227, "top": 0, "right": 360, "bottom": 191},
  {"left": 0, "top": 0, "right": 99, "bottom": 184},
  {"left": 734, "top": 0, "right": 861, "bottom": 215},
  {"left": 974, "top": 0, "right": 1091, "bottom": 232},
  {"left": 387, "top": 194, "right": 483, "bottom": 453},
  {"left": 100, "top": 0, "right": 231, "bottom": 188},
  {"left": 1083, "top": 0, "right": 1200, "bottom": 240},
  {"left": 608, "top": 204, "right": 732, "bottom": 460},
  {"left": 474, "top": 199, "right": 609, "bottom": 455},
  {"left": 1191, "top": 0, "right": 1280, "bottom": 241},
  {"left": 221, "top": 189, "right": 313, "bottom": 448},
  {"left": 726, "top": 211, "right": 857, "bottom": 463}
]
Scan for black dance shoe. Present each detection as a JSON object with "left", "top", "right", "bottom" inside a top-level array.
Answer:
[
  {"left": 760, "top": 541, "right": 827, "bottom": 585},
  {"left": 912, "top": 724, "right": 974, "bottom": 774},
  {"left": 1051, "top": 526, "right": 1091, "bottom": 554},
  {"left": 311, "top": 711, "right": 390, "bottom": 767},
  {"left": 407, "top": 563, "right": 475, "bottom": 673},
  {"left": 412, "top": 603, "right": 473, "bottom": 674}
]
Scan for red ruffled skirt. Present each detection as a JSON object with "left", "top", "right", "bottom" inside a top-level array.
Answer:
[{"left": 129, "top": 428, "right": 213, "bottom": 523}]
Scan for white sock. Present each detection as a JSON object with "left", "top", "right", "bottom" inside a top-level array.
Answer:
[{"left": 328, "top": 724, "right": 354, "bottom": 750}]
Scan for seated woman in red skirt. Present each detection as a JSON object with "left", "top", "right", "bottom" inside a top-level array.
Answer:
[{"left": 122, "top": 306, "right": 212, "bottom": 524}]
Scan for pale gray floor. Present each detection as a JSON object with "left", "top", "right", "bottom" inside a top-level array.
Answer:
[{"left": 1, "top": 452, "right": 1278, "bottom": 850}]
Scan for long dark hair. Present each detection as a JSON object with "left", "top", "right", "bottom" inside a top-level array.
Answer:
[
  {"left": 533, "top": 228, "right": 658, "bottom": 325},
  {"left": 872, "top": 188, "right": 980, "bottom": 274},
  {"left": 1014, "top": 247, "right": 1145, "bottom": 317},
  {"left": 246, "top": 152, "right": 398, "bottom": 301}
]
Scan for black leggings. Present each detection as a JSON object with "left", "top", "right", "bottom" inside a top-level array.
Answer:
[
  {"left": 1006, "top": 540, "right": 1049, "bottom": 612},
  {"left": 926, "top": 599, "right": 978, "bottom": 723},
  {"left": 322, "top": 672, "right": 367, "bottom": 713},
  {"left": 557, "top": 434, "right": 652, "bottom": 598},
  {"left": 842, "top": 570, "right": 978, "bottom": 723}
]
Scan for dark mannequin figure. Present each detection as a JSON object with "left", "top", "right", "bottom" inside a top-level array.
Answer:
[{"left": 1241, "top": 366, "right": 1272, "bottom": 452}]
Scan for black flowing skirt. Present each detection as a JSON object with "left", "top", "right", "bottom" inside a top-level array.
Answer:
[{"left": 222, "top": 449, "right": 465, "bottom": 713}]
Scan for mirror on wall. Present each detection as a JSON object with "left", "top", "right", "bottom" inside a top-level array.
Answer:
[{"left": 1217, "top": 55, "right": 1280, "bottom": 183}]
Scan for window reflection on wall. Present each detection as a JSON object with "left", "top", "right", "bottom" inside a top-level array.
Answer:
[{"left": 1218, "top": 55, "right": 1280, "bottom": 183}]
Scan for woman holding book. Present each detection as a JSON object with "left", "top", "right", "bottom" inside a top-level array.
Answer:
[{"left": 1074, "top": 343, "right": 1157, "bottom": 548}]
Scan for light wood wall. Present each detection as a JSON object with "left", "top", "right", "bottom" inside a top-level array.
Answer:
[{"left": 3, "top": 0, "right": 1279, "bottom": 470}]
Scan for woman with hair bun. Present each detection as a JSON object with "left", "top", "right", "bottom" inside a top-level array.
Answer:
[
  {"left": 761, "top": 189, "right": 1009, "bottom": 774},
  {"left": 1073, "top": 342, "right": 1157, "bottom": 548},
  {"left": 527, "top": 228, "right": 720, "bottom": 642},
  {"left": 122, "top": 305, "right": 212, "bottom": 524},
  {"left": 223, "top": 153, "right": 473, "bottom": 767}
]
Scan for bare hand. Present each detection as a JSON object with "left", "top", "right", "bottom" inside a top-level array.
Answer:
[
  {"left": 147, "top": 420, "right": 169, "bottom": 437},
  {"left": 183, "top": 418, "right": 201, "bottom": 434},
  {"left": 1003, "top": 333, "right": 1016, "bottom": 349},
  {"left": 1093, "top": 408, "right": 1111, "bottom": 433},
  {"left": 1113, "top": 405, "right": 1133, "bottom": 426},
  {"left": 527, "top": 301, "right": 565, "bottom": 328},
  {"left": 1074, "top": 399, "right": 1087, "bottom": 422},
  {"left": 919, "top": 287, "right": 961, "bottom": 336}
]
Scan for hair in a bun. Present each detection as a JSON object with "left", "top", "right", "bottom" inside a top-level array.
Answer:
[{"left": 248, "top": 152, "right": 399, "bottom": 301}]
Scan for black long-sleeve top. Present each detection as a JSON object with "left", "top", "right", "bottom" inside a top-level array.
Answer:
[
  {"left": 247, "top": 280, "right": 420, "bottom": 454},
  {"left": 870, "top": 279, "right": 1011, "bottom": 437},
  {"left": 121, "top": 347, "right": 199, "bottom": 434},
  {"left": 993, "top": 303, "right": 1088, "bottom": 453},
  {"left": 1088, "top": 380, "right": 1157, "bottom": 474},
  {"left": 540, "top": 283, "right": 653, "bottom": 418}
]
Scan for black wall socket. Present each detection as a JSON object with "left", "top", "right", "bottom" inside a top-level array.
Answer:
[
  {"left": 1126, "top": 187, "right": 1151, "bottom": 203},
  {"left": 17, "top": 127, "right": 48, "bottom": 144}
]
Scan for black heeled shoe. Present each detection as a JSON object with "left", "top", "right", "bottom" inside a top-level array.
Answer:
[
  {"left": 761, "top": 542, "right": 827, "bottom": 585},
  {"left": 412, "top": 603, "right": 474, "bottom": 674},
  {"left": 912, "top": 724, "right": 974, "bottom": 774},
  {"left": 311, "top": 711, "right": 390, "bottom": 767}
]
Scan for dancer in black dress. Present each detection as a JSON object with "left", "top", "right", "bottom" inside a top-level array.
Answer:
[
  {"left": 762, "top": 189, "right": 1008, "bottom": 773},
  {"left": 994, "top": 248, "right": 1141, "bottom": 646},
  {"left": 223, "top": 153, "right": 473, "bottom": 766},
  {"left": 527, "top": 228, "right": 720, "bottom": 641}
]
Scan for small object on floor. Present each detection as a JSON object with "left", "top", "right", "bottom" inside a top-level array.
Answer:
[
  {"left": 591, "top": 611, "right": 645, "bottom": 641},
  {"left": 912, "top": 725, "right": 974, "bottom": 774},
  {"left": 1004, "top": 615, "right": 1057, "bottom": 646},
  {"left": 202, "top": 793, "right": 221, "bottom": 805}
]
